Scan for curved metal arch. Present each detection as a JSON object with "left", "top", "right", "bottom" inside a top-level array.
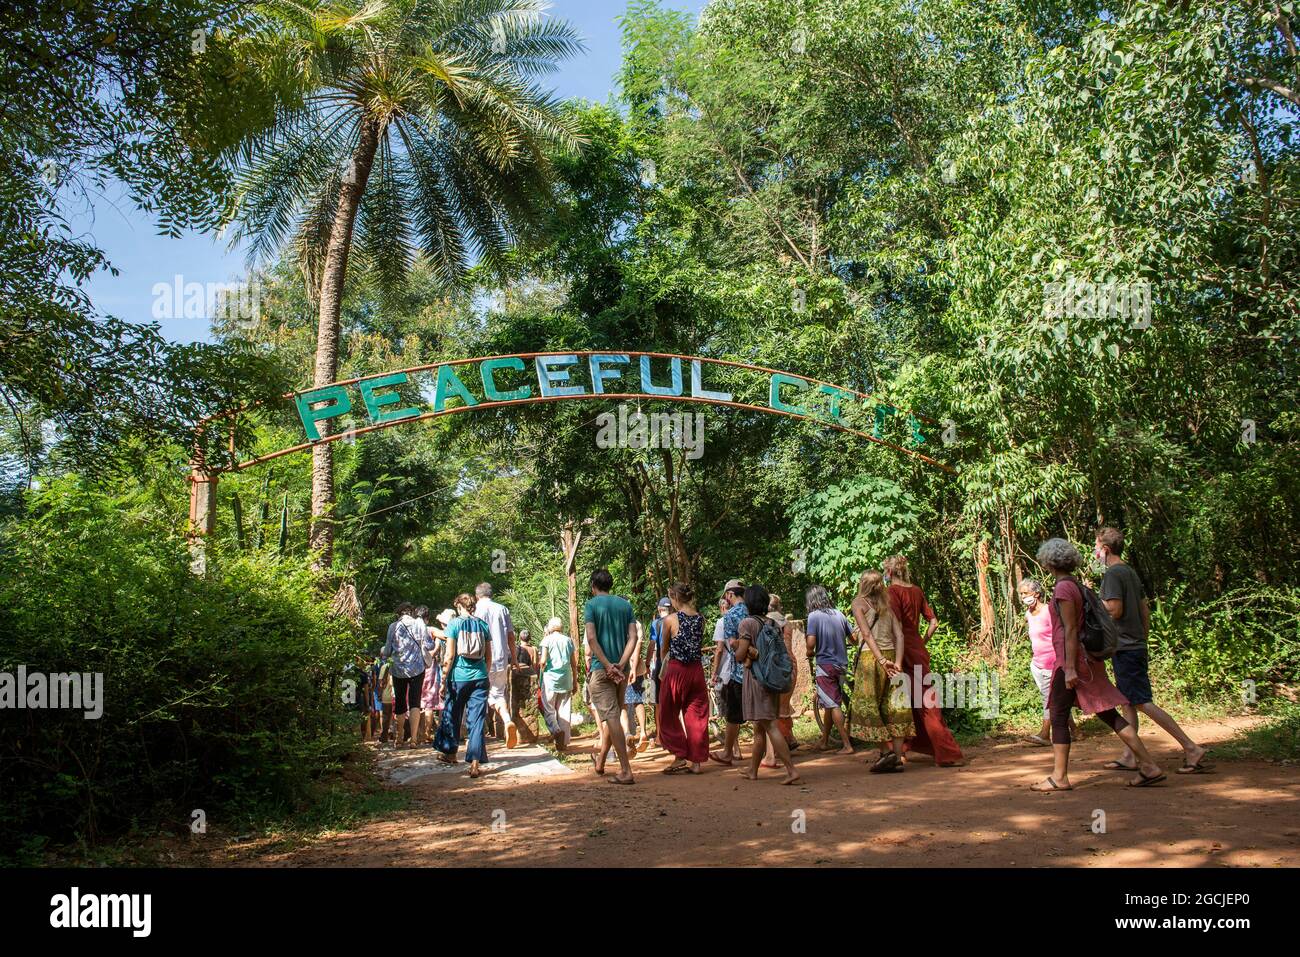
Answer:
[
  {"left": 226, "top": 390, "right": 953, "bottom": 473},
  {"left": 195, "top": 350, "right": 949, "bottom": 474}
]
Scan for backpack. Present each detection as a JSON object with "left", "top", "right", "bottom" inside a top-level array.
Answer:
[
  {"left": 455, "top": 617, "right": 486, "bottom": 660},
  {"left": 749, "top": 615, "right": 795, "bottom": 694},
  {"left": 1053, "top": 577, "right": 1118, "bottom": 661}
]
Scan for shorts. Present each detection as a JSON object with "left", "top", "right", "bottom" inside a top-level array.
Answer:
[
  {"left": 814, "top": 662, "right": 845, "bottom": 709},
  {"left": 722, "top": 679, "right": 745, "bottom": 725},
  {"left": 588, "top": 667, "right": 626, "bottom": 724},
  {"left": 392, "top": 670, "right": 424, "bottom": 715},
  {"left": 625, "top": 679, "right": 645, "bottom": 705},
  {"left": 1029, "top": 661, "right": 1054, "bottom": 719},
  {"left": 488, "top": 668, "right": 509, "bottom": 707},
  {"left": 1112, "top": 648, "right": 1153, "bottom": 706}
]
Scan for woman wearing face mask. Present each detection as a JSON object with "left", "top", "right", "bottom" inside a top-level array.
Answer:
[{"left": 1019, "top": 579, "right": 1056, "bottom": 746}]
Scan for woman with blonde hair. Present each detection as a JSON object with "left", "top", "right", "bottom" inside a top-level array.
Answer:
[
  {"left": 883, "top": 555, "right": 965, "bottom": 766},
  {"left": 850, "top": 570, "right": 913, "bottom": 772},
  {"left": 538, "top": 616, "right": 577, "bottom": 752}
]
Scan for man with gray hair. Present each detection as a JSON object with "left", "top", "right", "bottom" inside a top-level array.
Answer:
[{"left": 474, "top": 582, "right": 519, "bottom": 749}]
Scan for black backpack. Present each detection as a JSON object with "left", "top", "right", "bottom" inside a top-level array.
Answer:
[{"left": 1053, "top": 577, "right": 1119, "bottom": 661}]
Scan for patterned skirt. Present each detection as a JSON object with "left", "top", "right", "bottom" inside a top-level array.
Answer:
[{"left": 850, "top": 652, "right": 914, "bottom": 741}]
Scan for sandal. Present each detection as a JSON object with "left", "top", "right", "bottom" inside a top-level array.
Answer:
[
  {"left": 1127, "top": 770, "right": 1167, "bottom": 788},
  {"left": 869, "top": 751, "right": 900, "bottom": 774},
  {"left": 1103, "top": 760, "right": 1139, "bottom": 771},
  {"left": 589, "top": 752, "right": 605, "bottom": 775},
  {"left": 708, "top": 752, "right": 734, "bottom": 766},
  {"left": 662, "top": 762, "right": 691, "bottom": 774},
  {"left": 1177, "top": 749, "right": 1215, "bottom": 774},
  {"left": 1030, "top": 776, "right": 1073, "bottom": 792}
]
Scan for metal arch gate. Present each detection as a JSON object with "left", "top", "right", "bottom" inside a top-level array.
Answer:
[{"left": 187, "top": 350, "right": 953, "bottom": 550}]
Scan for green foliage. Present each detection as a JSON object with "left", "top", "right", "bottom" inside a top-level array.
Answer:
[
  {"left": 0, "top": 476, "right": 358, "bottom": 848},
  {"left": 790, "top": 476, "right": 923, "bottom": 599},
  {"left": 0, "top": 0, "right": 290, "bottom": 477}
]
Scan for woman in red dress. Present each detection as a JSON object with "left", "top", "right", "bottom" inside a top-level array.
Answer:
[{"left": 884, "top": 555, "right": 965, "bottom": 767}]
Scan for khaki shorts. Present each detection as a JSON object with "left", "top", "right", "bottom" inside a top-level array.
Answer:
[{"left": 588, "top": 667, "right": 626, "bottom": 724}]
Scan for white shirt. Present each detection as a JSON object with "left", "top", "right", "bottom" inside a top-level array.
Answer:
[
  {"left": 474, "top": 597, "right": 514, "bottom": 672},
  {"left": 713, "top": 616, "right": 732, "bottom": 684}
]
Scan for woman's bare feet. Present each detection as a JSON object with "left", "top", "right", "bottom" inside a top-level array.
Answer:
[
  {"left": 781, "top": 771, "right": 802, "bottom": 786},
  {"left": 468, "top": 760, "right": 481, "bottom": 778},
  {"left": 740, "top": 767, "right": 758, "bottom": 781},
  {"left": 836, "top": 744, "right": 855, "bottom": 755}
]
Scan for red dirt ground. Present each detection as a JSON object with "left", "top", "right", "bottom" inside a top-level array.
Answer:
[{"left": 228, "top": 716, "right": 1298, "bottom": 867}]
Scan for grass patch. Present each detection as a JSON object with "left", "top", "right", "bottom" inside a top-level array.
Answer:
[{"left": 1214, "top": 702, "right": 1300, "bottom": 762}]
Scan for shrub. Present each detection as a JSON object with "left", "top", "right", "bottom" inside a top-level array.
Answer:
[{"left": 0, "top": 477, "right": 358, "bottom": 851}]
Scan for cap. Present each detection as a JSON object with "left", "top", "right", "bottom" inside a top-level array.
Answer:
[
  {"left": 657, "top": 596, "right": 671, "bottom": 608},
  {"left": 722, "top": 579, "right": 744, "bottom": 595}
]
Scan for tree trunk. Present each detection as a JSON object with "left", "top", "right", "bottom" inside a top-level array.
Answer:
[
  {"left": 309, "top": 116, "right": 382, "bottom": 571},
  {"left": 976, "top": 537, "right": 995, "bottom": 657}
]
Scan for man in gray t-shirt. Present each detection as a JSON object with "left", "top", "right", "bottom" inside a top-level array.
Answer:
[
  {"left": 1096, "top": 527, "right": 1209, "bottom": 774},
  {"left": 1101, "top": 560, "right": 1147, "bottom": 651}
]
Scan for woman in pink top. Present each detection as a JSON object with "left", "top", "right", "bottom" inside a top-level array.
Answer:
[
  {"left": 1030, "top": 539, "right": 1164, "bottom": 792},
  {"left": 1019, "top": 578, "right": 1056, "bottom": 746}
]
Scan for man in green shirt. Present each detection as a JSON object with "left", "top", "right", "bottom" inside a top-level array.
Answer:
[{"left": 584, "top": 567, "right": 638, "bottom": 785}]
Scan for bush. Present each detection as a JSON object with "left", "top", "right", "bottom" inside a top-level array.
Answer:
[{"left": 0, "top": 477, "right": 358, "bottom": 852}]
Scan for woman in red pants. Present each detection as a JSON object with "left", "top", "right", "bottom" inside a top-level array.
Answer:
[
  {"left": 884, "top": 555, "right": 965, "bottom": 767},
  {"left": 657, "top": 581, "right": 711, "bottom": 774}
]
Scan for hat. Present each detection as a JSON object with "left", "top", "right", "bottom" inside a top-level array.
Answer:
[
  {"left": 435, "top": 608, "right": 455, "bottom": 627},
  {"left": 657, "top": 596, "right": 671, "bottom": 608},
  {"left": 722, "top": 578, "right": 744, "bottom": 595}
]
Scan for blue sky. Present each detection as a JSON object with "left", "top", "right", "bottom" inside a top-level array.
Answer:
[{"left": 61, "top": 0, "right": 707, "bottom": 345}]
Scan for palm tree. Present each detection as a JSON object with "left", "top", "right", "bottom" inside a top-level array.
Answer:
[{"left": 224, "top": 0, "right": 584, "bottom": 568}]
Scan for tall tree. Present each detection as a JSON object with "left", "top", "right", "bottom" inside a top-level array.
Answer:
[{"left": 224, "top": 0, "right": 584, "bottom": 568}]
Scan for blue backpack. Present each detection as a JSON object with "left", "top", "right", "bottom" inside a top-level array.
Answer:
[{"left": 749, "top": 615, "right": 794, "bottom": 694}]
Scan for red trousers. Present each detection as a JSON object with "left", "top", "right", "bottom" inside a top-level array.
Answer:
[
  {"left": 658, "top": 659, "right": 710, "bottom": 763},
  {"left": 902, "top": 642, "right": 964, "bottom": 765}
]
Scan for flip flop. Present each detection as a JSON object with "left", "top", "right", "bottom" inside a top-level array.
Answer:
[
  {"left": 1104, "top": 761, "right": 1139, "bottom": 771},
  {"left": 662, "top": 762, "right": 691, "bottom": 774},
  {"left": 607, "top": 774, "right": 635, "bottom": 785},
  {"left": 708, "top": 752, "right": 734, "bottom": 766},
  {"left": 589, "top": 752, "right": 605, "bottom": 775},
  {"left": 1030, "top": 776, "right": 1073, "bottom": 792},
  {"left": 1128, "top": 771, "right": 1167, "bottom": 788},
  {"left": 1176, "top": 759, "right": 1215, "bottom": 774},
  {"left": 1023, "top": 735, "right": 1052, "bottom": 747}
]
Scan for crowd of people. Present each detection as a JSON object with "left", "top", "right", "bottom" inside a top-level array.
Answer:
[{"left": 346, "top": 526, "right": 1208, "bottom": 791}]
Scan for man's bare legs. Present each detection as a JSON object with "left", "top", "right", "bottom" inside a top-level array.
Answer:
[
  {"left": 711, "top": 720, "right": 744, "bottom": 763},
  {"left": 816, "top": 706, "right": 854, "bottom": 755},
  {"left": 1114, "top": 703, "right": 1206, "bottom": 769}
]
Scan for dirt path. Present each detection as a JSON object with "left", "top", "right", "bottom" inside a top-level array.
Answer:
[{"left": 232, "top": 716, "right": 1298, "bottom": 867}]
